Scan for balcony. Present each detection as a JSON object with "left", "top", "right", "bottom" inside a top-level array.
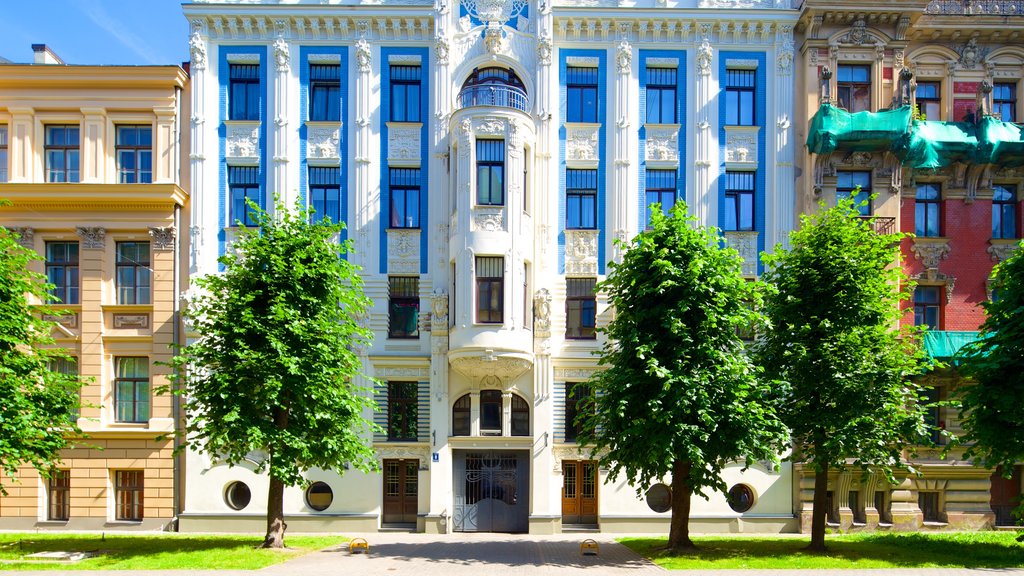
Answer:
[
  {"left": 925, "top": 0, "right": 1024, "bottom": 15},
  {"left": 857, "top": 216, "right": 896, "bottom": 235},
  {"left": 456, "top": 84, "right": 528, "bottom": 113},
  {"left": 922, "top": 330, "right": 980, "bottom": 361}
]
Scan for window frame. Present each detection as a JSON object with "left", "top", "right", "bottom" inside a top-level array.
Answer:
[
  {"left": 480, "top": 389, "right": 502, "bottom": 434},
  {"left": 115, "top": 125, "right": 153, "bottom": 184},
  {"left": 511, "top": 393, "right": 530, "bottom": 437},
  {"left": 564, "top": 382, "right": 595, "bottom": 443},
  {"left": 475, "top": 256, "right": 504, "bottom": 324},
  {"left": 566, "top": 169, "right": 598, "bottom": 230},
  {"left": 915, "top": 183, "right": 942, "bottom": 237},
  {"left": 390, "top": 65, "right": 423, "bottom": 123},
  {"left": 565, "top": 277, "right": 597, "bottom": 340},
  {"left": 114, "top": 357, "right": 150, "bottom": 424},
  {"left": 913, "top": 286, "right": 941, "bottom": 330},
  {"left": 836, "top": 64, "right": 871, "bottom": 113},
  {"left": 992, "top": 184, "right": 1018, "bottom": 239},
  {"left": 228, "top": 166, "right": 260, "bottom": 227},
  {"left": 724, "top": 171, "right": 756, "bottom": 232},
  {"left": 725, "top": 68, "right": 756, "bottom": 126},
  {"left": 566, "top": 66, "right": 599, "bottom": 123},
  {"left": 48, "top": 356, "right": 80, "bottom": 420},
  {"left": 0, "top": 124, "right": 8, "bottom": 183},
  {"left": 645, "top": 169, "right": 677, "bottom": 226},
  {"left": 229, "top": 64, "right": 261, "bottom": 121},
  {"left": 387, "top": 381, "right": 418, "bottom": 442},
  {"left": 309, "top": 64, "right": 341, "bottom": 122},
  {"left": 993, "top": 82, "right": 1016, "bottom": 123},
  {"left": 836, "top": 170, "right": 872, "bottom": 216},
  {"left": 115, "top": 470, "right": 144, "bottom": 521},
  {"left": 452, "top": 394, "right": 471, "bottom": 436},
  {"left": 44, "top": 125, "right": 80, "bottom": 183},
  {"left": 476, "top": 139, "right": 506, "bottom": 206},
  {"left": 389, "top": 168, "right": 421, "bottom": 229},
  {"left": 48, "top": 470, "right": 70, "bottom": 521},
  {"left": 115, "top": 242, "right": 151, "bottom": 305},
  {"left": 45, "top": 241, "right": 80, "bottom": 305},
  {"left": 388, "top": 276, "right": 420, "bottom": 339},
  {"left": 645, "top": 66, "right": 677, "bottom": 124},
  {"left": 916, "top": 81, "right": 942, "bottom": 121},
  {"left": 308, "top": 166, "right": 341, "bottom": 224}
]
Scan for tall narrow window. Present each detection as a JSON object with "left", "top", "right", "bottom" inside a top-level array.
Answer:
[
  {"left": 837, "top": 171, "right": 872, "bottom": 216},
  {"left": 480, "top": 390, "right": 502, "bottom": 434},
  {"left": 45, "top": 125, "right": 80, "bottom": 183},
  {"left": 919, "top": 491, "right": 941, "bottom": 523},
  {"left": 389, "top": 168, "right": 421, "bottom": 228},
  {"left": 387, "top": 382, "right": 418, "bottom": 441},
  {"left": 915, "top": 183, "right": 941, "bottom": 237},
  {"left": 566, "top": 66, "right": 599, "bottom": 123},
  {"left": 309, "top": 167, "right": 341, "bottom": 223},
  {"left": 923, "top": 386, "right": 942, "bottom": 444},
  {"left": 116, "top": 242, "right": 151, "bottom": 305},
  {"left": 0, "top": 125, "right": 8, "bottom": 183},
  {"left": 566, "top": 169, "right": 598, "bottom": 230},
  {"left": 565, "top": 382, "right": 594, "bottom": 442},
  {"left": 114, "top": 357, "right": 149, "bottom": 423},
  {"left": 724, "top": 171, "right": 755, "bottom": 231},
  {"left": 645, "top": 66, "right": 677, "bottom": 124},
  {"left": 452, "top": 394, "right": 470, "bottom": 436},
  {"left": 992, "top": 184, "right": 1018, "bottom": 239},
  {"left": 48, "top": 357, "right": 80, "bottom": 420},
  {"left": 476, "top": 256, "right": 504, "bottom": 324},
  {"left": 837, "top": 65, "right": 871, "bottom": 113},
  {"left": 229, "top": 64, "right": 260, "bottom": 121},
  {"left": 566, "top": 277, "right": 597, "bottom": 340},
  {"left": 916, "top": 81, "right": 941, "bottom": 120},
  {"left": 46, "top": 242, "right": 80, "bottom": 305},
  {"left": 115, "top": 470, "right": 144, "bottom": 521},
  {"left": 511, "top": 394, "right": 529, "bottom": 437},
  {"left": 645, "top": 169, "right": 677, "bottom": 225},
  {"left": 229, "top": 166, "right": 260, "bottom": 227},
  {"left": 48, "top": 470, "right": 70, "bottom": 521},
  {"left": 388, "top": 276, "right": 420, "bottom": 339},
  {"left": 309, "top": 64, "right": 341, "bottom": 122},
  {"left": 476, "top": 140, "right": 505, "bottom": 206},
  {"left": 725, "top": 69, "right": 756, "bottom": 126},
  {"left": 914, "top": 286, "right": 941, "bottom": 330},
  {"left": 994, "top": 82, "right": 1016, "bottom": 122},
  {"left": 116, "top": 126, "right": 153, "bottom": 184},
  {"left": 390, "top": 65, "right": 422, "bottom": 122}
]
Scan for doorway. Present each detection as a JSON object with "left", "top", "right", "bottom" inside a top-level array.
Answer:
[
  {"left": 382, "top": 459, "right": 418, "bottom": 526},
  {"left": 453, "top": 451, "right": 529, "bottom": 533},
  {"left": 561, "top": 460, "right": 599, "bottom": 526}
]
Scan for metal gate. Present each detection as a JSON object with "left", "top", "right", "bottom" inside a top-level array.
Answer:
[{"left": 453, "top": 451, "right": 529, "bottom": 533}]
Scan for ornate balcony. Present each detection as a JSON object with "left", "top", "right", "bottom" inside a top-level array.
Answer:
[
  {"left": 456, "top": 84, "right": 529, "bottom": 113},
  {"left": 925, "top": 0, "right": 1024, "bottom": 15},
  {"left": 857, "top": 216, "right": 896, "bottom": 235}
]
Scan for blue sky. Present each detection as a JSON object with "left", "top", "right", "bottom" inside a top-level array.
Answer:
[{"left": 0, "top": 1, "right": 189, "bottom": 66}]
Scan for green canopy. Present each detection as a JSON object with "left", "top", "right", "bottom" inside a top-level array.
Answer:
[
  {"left": 806, "top": 104, "right": 913, "bottom": 155},
  {"left": 923, "top": 330, "right": 981, "bottom": 360}
]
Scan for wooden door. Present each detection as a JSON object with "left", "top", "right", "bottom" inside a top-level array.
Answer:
[
  {"left": 990, "top": 466, "right": 1021, "bottom": 526},
  {"left": 383, "top": 459, "right": 418, "bottom": 525},
  {"left": 561, "top": 460, "right": 598, "bottom": 525}
]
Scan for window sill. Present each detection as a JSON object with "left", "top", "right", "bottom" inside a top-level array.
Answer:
[
  {"left": 102, "top": 304, "right": 153, "bottom": 313},
  {"left": 387, "top": 335, "right": 421, "bottom": 341},
  {"left": 388, "top": 226, "right": 422, "bottom": 231},
  {"left": 37, "top": 520, "right": 69, "bottom": 526},
  {"left": 108, "top": 520, "right": 143, "bottom": 526}
]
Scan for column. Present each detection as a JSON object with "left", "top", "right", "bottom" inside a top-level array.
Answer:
[
  {"left": 470, "top": 390, "right": 481, "bottom": 436},
  {"left": 271, "top": 21, "right": 291, "bottom": 207},
  {"left": 352, "top": 26, "right": 375, "bottom": 268},
  {"left": 501, "top": 391, "right": 512, "bottom": 436},
  {"left": 188, "top": 19, "right": 209, "bottom": 275},
  {"left": 773, "top": 24, "right": 796, "bottom": 250},
  {"left": 611, "top": 28, "right": 633, "bottom": 262},
  {"left": 7, "top": 107, "right": 33, "bottom": 183},
  {"left": 693, "top": 25, "right": 715, "bottom": 226}
]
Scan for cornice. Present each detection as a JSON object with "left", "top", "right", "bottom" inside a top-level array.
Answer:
[
  {"left": 0, "top": 183, "right": 188, "bottom": 211},
  {"left": 0, "top": 66, "right": 189, "bottom": 91},
  {"left": 185, "top": 12, "right": 435, "bottom": 42}
]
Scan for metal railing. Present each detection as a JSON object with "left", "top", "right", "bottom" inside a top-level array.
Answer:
[
  {"left": 925, "top": 0, "right": 1024, "bottom": 15},
  {"left": 456, "top": 85, "right": 529, "bottom": 113},
  {"left": 857, "top": 216, "right": 897, "bottom": 235}
]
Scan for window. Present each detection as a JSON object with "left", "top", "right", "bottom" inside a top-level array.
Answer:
[
  {"left": 916, "top": 81, "right": 941, "bottom": 120},
  {"left": 387, "top": 382, "right": 418, "bottom": 441},
  {"left": 114, "top": 357, "right": 149, "bottom": 423},
  {"left": 728, "top": 484, "right": 756, "bottom": 513},
  {"left": 724, "top": 171, "right": 755, "bottom": 231},
  {"left": 459, "top": 67, "right": 527, "bottom": 110},
  {"left": 390, "top": 65, "right": 422, "bottom": 122},
  {"left": 564, "top": 382, "right": 594, "bottom": 443},
  {"left": 452, "top": 394, "right": 470, "bottom": 436},
  {"left": 875, "top": 490, "right": 892, "bottom": 524},
  {"left": 45, "top": 242, "right": 79, "bottom": 305},
  {"left": 116, "top": 126, "right": 153, "bottom": 184},
  {"left": 476, "top": 256, "right": 504, "bottom": 323},
  {"left": 923, "top": 385, "right": 942, "bottom": 444},
  {"left": 566, "top": 66, "right": 599, "bottom": 123},
  {"left": 224, "top": 481, "right": 251, "bottom": 510},
  {"left": 309, "top": 64, "right": 340, "bottom": 122},
  {"left": 725, "top": 69, "right": 756, "bottom": 126},
  {"left": 45, "top": 125, "right": 80, "bottom": 183},
  {"left": 229, "top": 64, "right": 260, "bottom": 121},
  {"left": 566, "top": 277, "right": 597, "bottom": 339},
  {"left": 511, "top": 394, "right": 529, "bottom": 437},
  {"left": 0, "top": 125, "right": 8, "bottom": 183},
  {"left": 305, "top": 481, "right": 333, "bottom": 511},
  {"left": 229, "top": 166, "right": 260, "bottom": 227},
  {"left": 992, "top": 184, "right": 1018, "bottom": 239},
  {"left": 48, "top": 470, "right": 70, "bottom": 521},
  {"left": 388, "top": 276, "right": 419, "bottom": 339},
  {"left": 993, "top": 82, "right": 1016, "bottom": 122},
  {"left": 837, "top": 65, "right": 871, "bottom": 113},
  {"left": 645, "top": 66, "right": 677, "bottom": 124},
  {"left": 115, "top": 470, "right": 144, "bottom": 521},
  {"left": 915, "top": 183, "right": 942, "bottom": 237},
  {"left": 476, "top": 140, "right": 505, "bottom": 206},
  {"left": 837, "top": 171, "right": 871, "bottom": 216},
  {"left": 645, "top": 169, "right": 677, "bottom": 225},
  {"left": 309, "top": 167, "right": 340, "bottom": 223},
  {"left": 849, "top": 490, "right": 865, "bottom": 524},
  {"left": 49, "top": 357, "right": 80, "bottom": 420},
  {"left": 566, "top": 169, "right": 597, "bottom": 229},
  {"left": 914, "top": 286, "right": 941, "bottom": 330},
  {"left": 389, "top": 168, "right": 421, "bottom": 228},
  {"left": 116, "top": 242, "right": 151, "bottom": 305},
  {"left": 919, "top": 491, "right": 941, "bottom": 523},
  {"left": 480, "top": 390, "right": 502, "bottom": 434}
]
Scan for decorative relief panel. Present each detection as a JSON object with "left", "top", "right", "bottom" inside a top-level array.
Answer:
[
  {"left": 113, "top": 314, "right": 150, "bottom": 329},
  {"left": 644, "top": 124, "right": 680, "bottom": 167},
  {"left": 565, "top": 123, "right": 600, "bottom": 169},
  {"left": 987, "top": 239, "right": 1020, "bottom": 263},
  {"left": 725, "top": 126, "right": 760, "bottom": 167},
  {"left": 553, "top": 366, "right": 597, "bottom": 380},
  {"left": 375, "top": 444, "right": 431, "bottom": 468},
  {"left": 724, "top": 231, "right": 759, "bottom": 277},
  {"left": 76, "top": 227, "right": 106, "bottom": 249},
  {"left": 148, "top": 227, "right": 175, "bottom": 251},
  {"left": 306, "top": 124, "right": 341, "bottom": 164},
  {"left": 43, "top": 313, "right": 78, "bottom": 329},
  {"left": 387, "top": 122, "right": 423, "bottom": 167},
  {"left": 387, "top": 229, "right": 420, "bottom": 274},
  {"left": 565, "top": 229, "right": 599, "bottom": 276},
  {"left": 8, "top": 227, "right": 34, "bottom": 248},
  {"left": 225, "top": 121, "right": 261, "bottom": 164},
  {"left": 374, "top": 365, "right": 431, "bottom": 380},
  {"left": 911, "top": 238, "right": 950, "bottom": 280},
  {"left": 472, "top": 207, "right": 506, "bottom": 232}
]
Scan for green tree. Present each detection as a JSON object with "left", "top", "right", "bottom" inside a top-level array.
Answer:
[
  {"left": 959, "top": 239, "right": 1024, "bottom": 525},
  {"left": 754, "top": 197, "right": 927, "bottom": 551},
  {"left": 169, "top": 200, "right": 377, "bottom": 548},
  {"left": 581, "top": 202, "right": 788, "bottom": 551},
  {"left": 0, "top": 219, "right": 81, "bottom": 491}
]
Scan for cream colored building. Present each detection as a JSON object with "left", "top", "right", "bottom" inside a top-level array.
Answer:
[{"left": 0, "top": 46, "right": 190, "bottom": 530}]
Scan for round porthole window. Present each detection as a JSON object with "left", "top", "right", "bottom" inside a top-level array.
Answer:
[
  {"left": 305, "top": 481, "right": 333, "bottom": 511},
  {"left": 224, "top": 481, "right": 252, "bottom": 511},
  {"left": 727, "top": 483, "right": 756, "bottom": 513}
]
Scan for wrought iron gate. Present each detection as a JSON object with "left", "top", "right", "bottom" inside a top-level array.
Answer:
[{"left": 453, "top": 451, "right": 529, "bottom": 533}]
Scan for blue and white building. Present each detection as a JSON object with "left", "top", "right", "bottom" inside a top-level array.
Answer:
[{"left": 181, "top": 0, "right": 799, "bottom": 534}]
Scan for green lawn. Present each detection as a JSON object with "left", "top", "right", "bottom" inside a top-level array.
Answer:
[
  {"left": 620, "top": 532, "right": 1024, "bottom": 570},
  {"left": 0, "top": 533, "right": 343, "bottom": 570}
]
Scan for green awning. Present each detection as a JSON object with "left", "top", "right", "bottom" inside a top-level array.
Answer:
[
  {"left": 806, "top": 104, "right": 913, "bottom": 155},
  {"left": 923, "top": 330, "right": 981, "bottom": 360}
]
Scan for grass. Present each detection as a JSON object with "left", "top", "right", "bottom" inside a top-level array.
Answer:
[
  {"left": 620, "top": 531, "right": 1024, "bottom": 570},
  {"left": 0, "top": 533, "right": 344, "bottom": 570}
]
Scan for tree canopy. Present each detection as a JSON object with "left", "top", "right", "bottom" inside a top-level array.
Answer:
[
  {"left": 581, "top": 202, "right": 787, "bottom": 550},
  {"left": 0, "top": 220, "right": 81, "bottom": 491},
  {"left": 754, "top": 196, "right": 928, "bottom": 551},
  {"left": 169, "top": 200, "right": 377, "bottom": 548}
]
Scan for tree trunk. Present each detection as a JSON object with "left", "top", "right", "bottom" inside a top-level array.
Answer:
[
  {"left": 808, "top": 462, "right": 829, "bottom": 552},
  {"left": 667, "top": 459, "right": 696, "bottom": 551},
  {"left": 263, "top": 475, "right": 287, "bottom": 548}
]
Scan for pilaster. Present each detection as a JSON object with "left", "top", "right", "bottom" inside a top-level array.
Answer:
[{"left": 80, "top": 107, "right": 106, "bottom": 183}]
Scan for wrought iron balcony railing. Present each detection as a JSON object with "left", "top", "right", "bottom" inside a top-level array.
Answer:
[
  {"left": 857, "top": 216, "right": 896, "bottom": 235},
  {"left": 456, "top": 84, "right": 529, "bottom": 113},
  {"left": 925, "top": 0, "right": 1024, "bottom": 15}
]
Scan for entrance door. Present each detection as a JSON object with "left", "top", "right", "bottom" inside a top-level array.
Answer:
[
  {"left": 561, "top": 460, "right": 599, "bottom": 526},
  {"left": 453, "top": 451, "right": 529, "bottom": 533},
  {"left": 990, "top": 465, "right": 1021, "bottom": 526},
  {"left": 382, "top": 459, "right": 418, "bottom": 525}
]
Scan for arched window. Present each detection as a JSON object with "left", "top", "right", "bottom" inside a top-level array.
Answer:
[
  {"left": 511, "top": 394, "right": 529, "bottom": 436},
  {"left": 458, "top": 67, "right": 528, "bottom": 112},
  {"left": 453, "top": 394, "right": 471, "bottom": 436}
]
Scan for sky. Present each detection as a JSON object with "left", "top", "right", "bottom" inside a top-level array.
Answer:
[{"left": 0, "top": 0, "right": 190, "bottom": 66}]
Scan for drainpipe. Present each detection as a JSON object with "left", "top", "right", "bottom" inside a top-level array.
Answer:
[{"left": 172, "top": 83, "right": 184, "bottom": 530}]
